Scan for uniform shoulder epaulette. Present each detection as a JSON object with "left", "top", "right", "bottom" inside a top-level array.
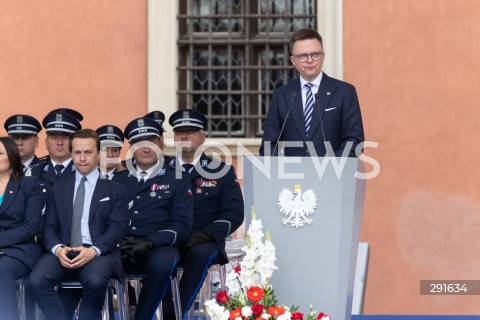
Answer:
[
  {"left": 29, "top": 156, "right": 49, "bottom": 169},
  {"left": 37, "top": 155, "right": 49, "bottom": 162},
  {"left": 114, "top": 169, "right": 130, "bottom": 177},
  {"left": 115, "top": 167, "right": 128, "bottom": 174},
  {"left": 209, "top": 157, "right": 229, "bottom": 165}
]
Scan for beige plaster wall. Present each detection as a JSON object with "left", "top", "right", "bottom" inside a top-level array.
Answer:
[
  {"left": 2, "top": 0, "right": 480, "bottom": 315},
  {"left": 0, "top": 0, "right": 148, "bottom": 155},
  {"left": 344, "top": 0, "right": 480, "bottom": 314}
]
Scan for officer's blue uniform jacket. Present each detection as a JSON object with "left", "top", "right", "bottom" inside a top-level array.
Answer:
[
  {"left": 113, "top": 163, "right": 193, "bottom": 247},
  {"left": 30, "top": 157, "right": 76, "bottom": 189},
  {"left": 170, "top": 153, "right": 244, "bottom": 264}
]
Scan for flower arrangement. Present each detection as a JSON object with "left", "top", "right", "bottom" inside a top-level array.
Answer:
[{"left": 204, "top": 208, "right": 330, "bottom": 320}]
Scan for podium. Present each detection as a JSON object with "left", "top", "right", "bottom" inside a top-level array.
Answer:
[{"left": 242, "top": 156, "right": 366, "bottom": 320}]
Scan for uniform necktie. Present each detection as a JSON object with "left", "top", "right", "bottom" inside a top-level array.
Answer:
[
  {"left": 22, "top": 164, "right": 26, "bottom": 173},
  {"left": 139, "top": 171, "right": 147, "bottom": 187},
  {"left": 55, "top": 164, "right": 64, "bottom": 177},
  {"left": 70, "top": 176, "right": 87, "bottom": 247},
  {"left": 183, "top": 163, "right": 194, "bottom": 173},
  {"left": 304, "top": 83, "right": 315, "bottom": 137}
]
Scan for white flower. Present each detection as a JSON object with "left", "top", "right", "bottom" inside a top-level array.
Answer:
[
  {"left": 204, "top": 299, "right": 229, "bottom": 320},
  {"left": 241, "top": 306, "right": 253, "bottom": 317},
  {"left": 225, "top": 278, "right": 241, "bottom": 296},
  {"left": 203, "top": 209, "right": 327, "bottom": 320}
]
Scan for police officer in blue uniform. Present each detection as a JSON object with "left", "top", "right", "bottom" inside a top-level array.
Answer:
[
  {"left": 30, "top": 111, "right": 82, "bottom": 188},
  {"left": 162, "top": 109, "right": 244, "bottom": 319},
  {"left": 3, "top": 114, "right": 43, "bottom": 175},
  {"left": 113, "top": 117, "right": 193, "bottom": 320},
  {"left": 95, "top": 125, "right": 126, "bottom": 179}
]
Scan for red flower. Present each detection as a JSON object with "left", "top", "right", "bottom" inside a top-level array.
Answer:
[
  {"left": 251, "top": 304, "right": 264, "bottom": 317},
  {"left": 234, "top": 265, "right": 241, "bottom": 274},
  {"left": 317, "top": 312, "right": 330, "bottom": 320},
  {"left": 267, "top": 306, "right": 285, "bottom": 317},
  {"left": 291, "top": 312, "right": 304, "bottom": 320},
  {"left": 247, "top": 286, "right": 264, "bottom": 302},
  {"left": 229, "top": 307, "right": 242, "bottom": 320},
  {"left": 216, "top": 290, "right": 230, "bottom": 304}
]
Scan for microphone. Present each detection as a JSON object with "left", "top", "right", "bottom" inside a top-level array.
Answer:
[
  {"left": 314, "top": 93, "right": 328, "bottom": 155},
  {"left": 273, "top": 91, "right": 297, "bottom": 155}
]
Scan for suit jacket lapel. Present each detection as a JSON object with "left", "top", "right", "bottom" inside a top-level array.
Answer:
[
  {"left": 142, "top": 176, "right": 157, "bottom": 191},
  {"left": 288, "top": 80, "right": 308, "bottom": 141},
  {"left": 308, "top": 74, "right": 337, "bottom": 140},
  {"left": 0, "top": 178, "right": 20, "bottom": 215},
  {"left": 30, "top": 155, "right": 40, "bottom": 167},
  {"left": 124, "top": 174, "right": 140, "bottom": 192},
  {"left": 58, "top": 161, "right": 75, "bottom": 182},
  {"left": 43, "top": 162, "right": 58, "bottom": 185},
  {"left": 89, "top": 179, "right": 108, "bottom": 219},
  {"left": 188, "top": 153, "right": 208, "bottom": 179},
  {"left": 62, "top": 177, "right": 76, "bottom": 227}
]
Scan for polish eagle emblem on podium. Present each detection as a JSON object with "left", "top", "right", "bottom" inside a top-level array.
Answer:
[{"left": 278, "top": 185, "right": 317, "bottom": 228}]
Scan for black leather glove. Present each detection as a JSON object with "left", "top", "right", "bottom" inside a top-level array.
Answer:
[
  {"left": 121, "top": 237, "right": 155, "bottom": 263},
  {"left": 127, "top": 238, "right": 155, "bottom": 256},
  {"left": 120, "top": 237, "right": 135, "bottom": 263},
  {"left": 183, "top": 229, "right": 214, "bottom": 251}
]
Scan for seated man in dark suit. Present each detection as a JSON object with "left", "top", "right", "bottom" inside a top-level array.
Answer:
[{"left": 29, "top": 129, "right": 129, "bottom": 320}]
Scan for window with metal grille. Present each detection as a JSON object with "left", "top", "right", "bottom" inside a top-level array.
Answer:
[{"left": 178, "top": 0, "right": 316, "bottom": 137}]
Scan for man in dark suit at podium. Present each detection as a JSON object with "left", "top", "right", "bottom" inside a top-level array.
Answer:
[
  {"left": 29, "top": 129, "right": 129, "bottom": 320},
  {"left": 259, "top": 28, "right": 364, "bottom": 157}
]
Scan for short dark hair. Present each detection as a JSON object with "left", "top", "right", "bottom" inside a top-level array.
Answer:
[
  {"left": 69, "top": 129, "right": 100, "bottom": 152},
  {"left": 289, "top": 28, "right": 323, "bottom": 53},
  {"left": 0, "top": 136, "right": 24, "bottom": 182}
]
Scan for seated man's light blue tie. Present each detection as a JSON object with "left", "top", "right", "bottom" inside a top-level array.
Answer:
[
  {"left": 70, "top": 176, "right": 87, "bottom": 247},
  {"left": 304, "top": 83, "right": 315, "bottom": 137}
]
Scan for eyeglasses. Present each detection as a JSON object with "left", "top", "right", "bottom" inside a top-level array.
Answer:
[{"left": 292, "top": 51, "right": 324, "bottom": 62}]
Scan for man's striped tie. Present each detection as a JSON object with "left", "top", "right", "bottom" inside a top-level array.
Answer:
[{"left": 304, "top": 83, "right": 315, "bottom": 137}]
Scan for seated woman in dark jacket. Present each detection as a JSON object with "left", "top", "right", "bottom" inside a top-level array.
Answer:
[{"left": 0, "top": 136, "right": 44, "bottom": 319}]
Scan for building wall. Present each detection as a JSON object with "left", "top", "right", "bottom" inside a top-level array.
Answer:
[
  {"left": 344, "top": 0, "right": 480, "bottom": 314},
  {"left": 0, "top": 0, "right": 149, "bottom": 154},
  {"left": 1, "top": 0, "right": 479, "bottom": 315}
]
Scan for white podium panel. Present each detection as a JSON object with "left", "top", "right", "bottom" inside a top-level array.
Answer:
[{"left": 243, "top": 157, "right": 365, "bottom": 320}]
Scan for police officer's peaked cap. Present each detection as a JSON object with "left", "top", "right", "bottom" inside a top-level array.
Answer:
[
  {"left": 144, "top": 110, "right": 167, "bottom": 132},
  {"left": 168, "top": 109, "right": 207, "bottom": 132},
  {"left": 49, "top": 108, "right": 84, "bottom": 122},
  {"left": 42, "top": 112, "right": 82, "bottom": 135},
  {"left": 4, "top": 114, "right": 42, "bottom": 136},
  {"left": 124, "top": 117, "right": 163, "bottom": 143},
  {"left": 95, "top": 125, "right": 124, "bottom": 147}
]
